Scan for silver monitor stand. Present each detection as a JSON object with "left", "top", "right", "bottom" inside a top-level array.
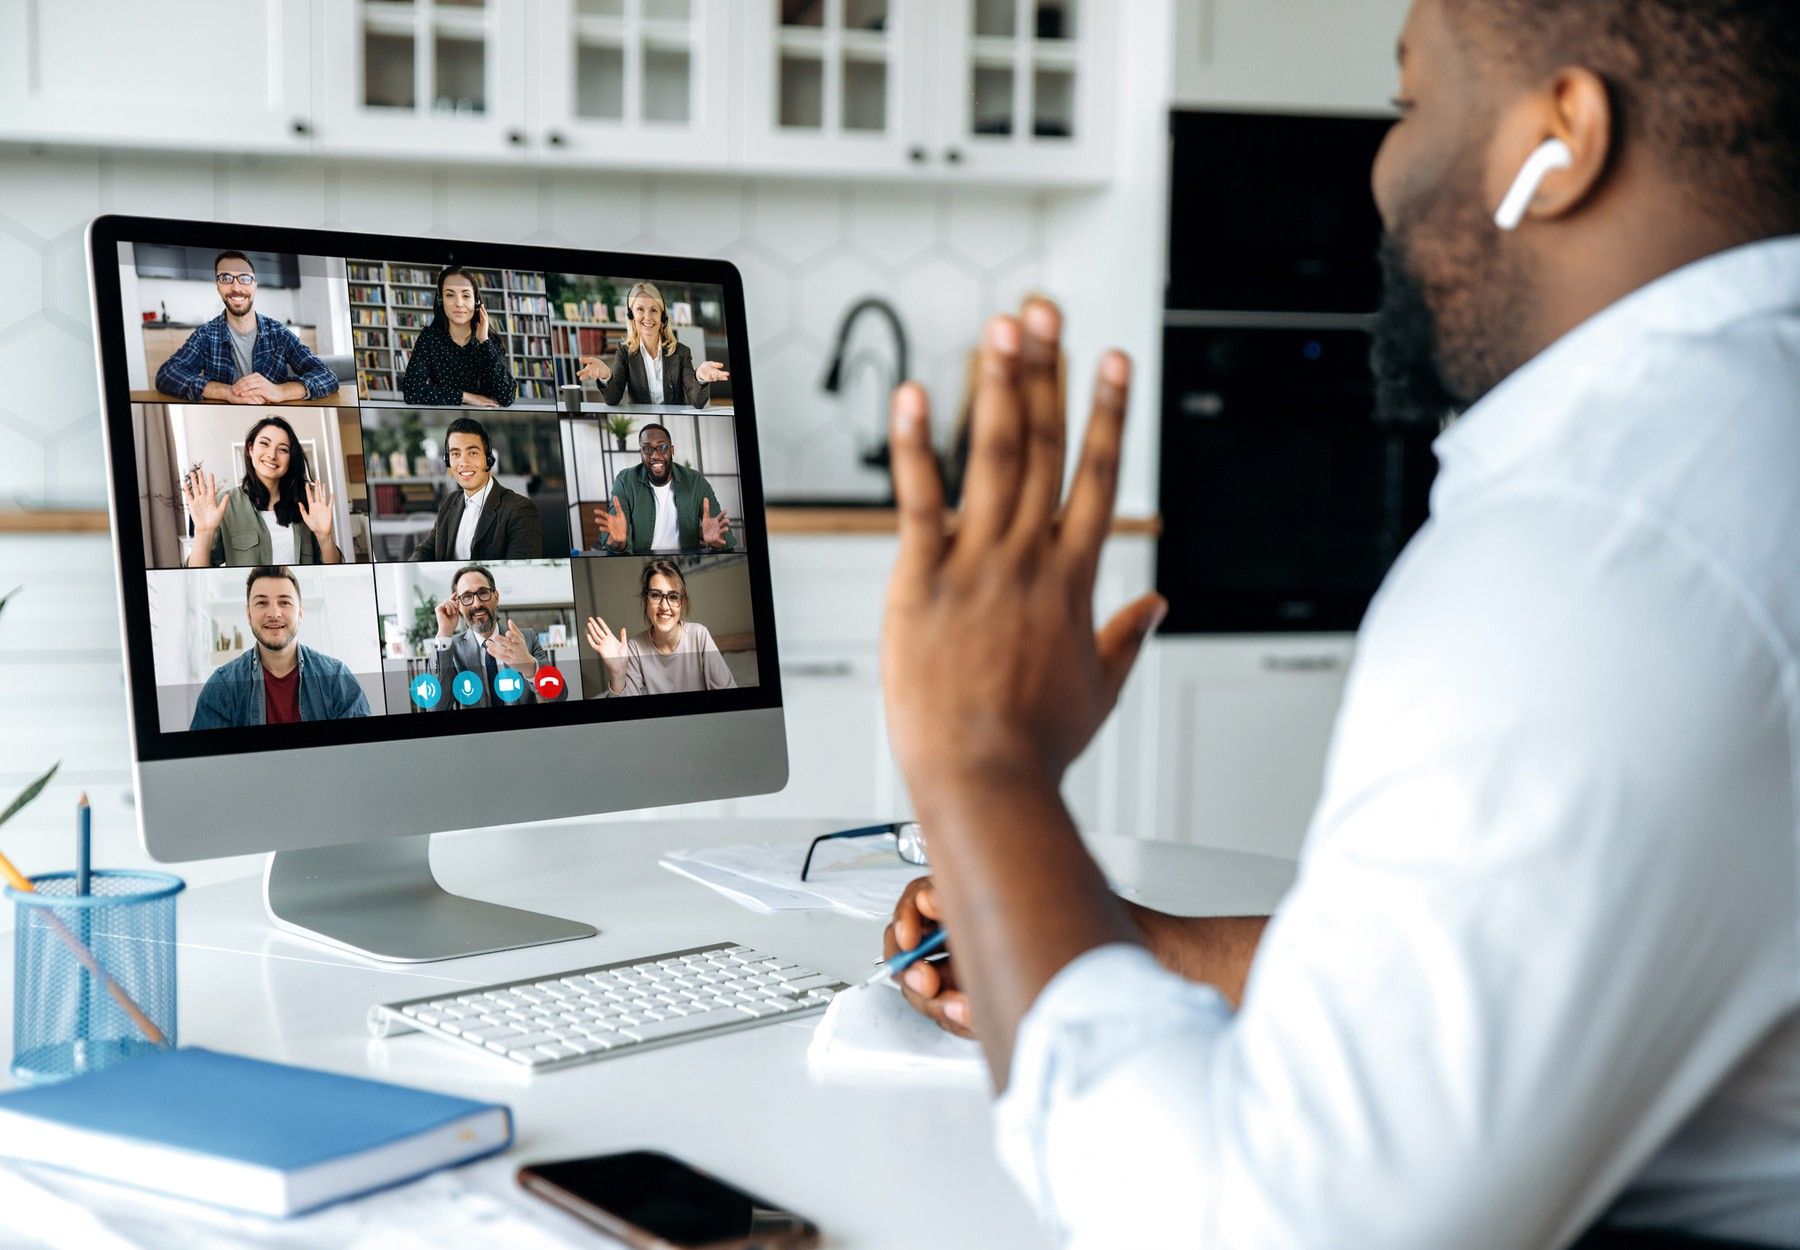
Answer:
[{"left": 263, "top": 835, "right": 595, "bottom": 963}]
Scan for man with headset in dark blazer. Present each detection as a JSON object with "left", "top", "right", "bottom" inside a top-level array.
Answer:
[{"left": 408, "top": 416, "right": 543, "bottom": 561}]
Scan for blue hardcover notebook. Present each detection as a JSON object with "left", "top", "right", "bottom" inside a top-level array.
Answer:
[{"left": 0, "top": 1047, "right": 512, "bottom": 1217}]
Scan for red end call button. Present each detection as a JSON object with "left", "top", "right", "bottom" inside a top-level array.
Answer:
[{"left": 533, "top": 666, "right": 565, "bottom": 700}]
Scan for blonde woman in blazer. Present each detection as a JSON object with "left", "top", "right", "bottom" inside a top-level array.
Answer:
[{"left": 576, "top": 281, "right": 728, "bottom": 408}]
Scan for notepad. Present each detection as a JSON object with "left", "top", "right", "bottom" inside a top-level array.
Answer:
[
  {"left": 807, "top": 983, "right": 988, "bottom": 1084},
  {"left": 0, "top": 1048, "right": 512, "bottom": 1217}
]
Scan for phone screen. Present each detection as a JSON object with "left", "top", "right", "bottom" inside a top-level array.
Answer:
[{"left": 522, "top": 1151, "right": 815, "bottom": 1246}]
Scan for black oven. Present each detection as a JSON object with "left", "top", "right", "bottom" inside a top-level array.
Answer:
[
  {"left": 1158, "top": 110, "right": 1436, "bottom": 634},
  {"left": 1156, "top": 321, "right": 1436, "bottom": 633}
]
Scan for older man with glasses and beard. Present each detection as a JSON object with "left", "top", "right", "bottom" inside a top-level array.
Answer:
[
  {"left": 154, "top": 251, "right": 338, "bottom": 404},
  {"left": 878, "top": 1, "right": 1800, "bottom": 1247},
  {"left": 429, "top": 563, "right": 550, "bottom": 710}
]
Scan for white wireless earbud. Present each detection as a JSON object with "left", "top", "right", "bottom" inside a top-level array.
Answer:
[{"left": 1494, "top": 138, "right": 1573, "bottom": 231}]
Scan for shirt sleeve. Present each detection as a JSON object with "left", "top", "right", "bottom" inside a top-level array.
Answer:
[
  {"left": 599, "top": 346, "right": 631, "bottom": 406},
  {"left": 700, "top": 631, "right": 736, "bottom": 689},
  {"left": 993, "top": 495, "right": 1800, "bottom": 1250},
  {"left": 155, "top": 328, "right": 212, "bottom": 401},
  {"left": 481, "top": 339, "right": 517, "bottom": 407}
]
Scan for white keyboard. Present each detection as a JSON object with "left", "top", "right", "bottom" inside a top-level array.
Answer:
[{"left": 368, "top": 942, "right": 850, "bottom": 1073}]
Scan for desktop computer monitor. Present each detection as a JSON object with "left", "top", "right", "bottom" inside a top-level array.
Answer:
[{"left": 86, "top": 216, "right": 787, "bottom": 963}]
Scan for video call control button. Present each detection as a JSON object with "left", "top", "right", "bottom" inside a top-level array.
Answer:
[
  {"left": 410, "top": 673, "right": 443, "bottom": 710},
  {"left": 533, "top": 666, "right": 565, "bottom": 701},
  {"left": 452, "top": 670, "right": 485, "bottom": 707},
  {"left": 493, "top": 667, "right": 527, "bottom": 704}
]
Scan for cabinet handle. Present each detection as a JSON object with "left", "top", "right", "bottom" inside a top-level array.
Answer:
[
  {"left": 506, "top": 129, "right": 527, "bottom": 147},
  {"left": 1260, "top": 655, "right": 1344, "bottom": 673},
  {"left": 943, "top": 147, "right": 964, "bottom": 165},
  {"left": 908, "top": 146, "right": 928, "bottom": 164},
  {"left": 290, "top": 118, "right": 312, "bottom": 137},
  {"left": 785, "top": 661, "right": 855, "bottom": 678},
  {"left": 546, "top": 131, "right": 567, "bottom": 147}
]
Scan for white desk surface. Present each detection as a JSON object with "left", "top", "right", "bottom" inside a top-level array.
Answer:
[{"left": 0, "top": 819, "right": 1296, "bottom": 1249}]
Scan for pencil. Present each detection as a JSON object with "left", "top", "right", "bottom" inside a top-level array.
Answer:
[{"left": 0, "top": 849, "right": 169, "bottom": 1048}]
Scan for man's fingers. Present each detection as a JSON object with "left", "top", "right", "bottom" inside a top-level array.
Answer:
[
  {"left": 889, "top": 382, "right": 946, "bottom": 584},
  {"left": 1009, "top": 299, "right": 1067, "bottom": 549},
  {"left": 1096, "top": 591, "right": 1167, "bottom": 706},
  {"left": 915, "top": 883, "right": 943, "bottom": 922},
  {"left": 1060, "top": 350, "right": 1131, "bottom": 575},
  {"left": 959, "top": 316, "right": 1027, "bottom": 548}
]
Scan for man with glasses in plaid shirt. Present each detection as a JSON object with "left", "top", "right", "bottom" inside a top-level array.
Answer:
[{"left": 154, "top": 250, "right": 338, "bottom": 404}]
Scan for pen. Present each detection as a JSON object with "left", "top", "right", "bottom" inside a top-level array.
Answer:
[
  {"left": 76, "top": 792, "right": 90, "bottom": 896},
  {"left": 0, "top": 848, "right": 169, "bottom": 1047},
  {"left": 865, "top": 926, "right": 949, "bottom": 987}
]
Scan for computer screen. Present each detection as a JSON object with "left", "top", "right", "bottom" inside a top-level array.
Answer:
[{"left": 90, "top": 218, "right": 788, "bottom": 959}]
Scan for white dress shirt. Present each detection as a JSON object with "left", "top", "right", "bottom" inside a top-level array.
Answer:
[
  {"left": 452, "top": 477, "right": 494, "bottom": 561},
  {"left": 996, "top": 236, "right": 1800, "bottom": 1250},
  {"left": 641, "top": 345, "right": 665, "bottom": 403}
]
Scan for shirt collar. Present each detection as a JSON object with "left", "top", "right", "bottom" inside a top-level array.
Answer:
[
  {"left": 1430, "top": 234, "right": 1800, "bottom": 503},
  {"left": 462, "top": 476, "right": 496, "bottom": 508}
]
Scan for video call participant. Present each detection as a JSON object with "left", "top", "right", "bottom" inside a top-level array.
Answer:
[
  {"left": 593, "top": 423, "right": 735, "bottom": 554},
  {"left": 400, "top": 265, "right": 517, "bottom": 409},
  {"left": 155, "top": 251, "right": 339, "bottom": 404},
  {"left": 575, "top": 281, "right": 728, "bottom": 407},
  {"left": 409, "top": 417, "right": 543, "bottom": 560},
  {"left": 183, "top": 415, "right": 341, "bottom": 568},
  {"left": 585, "top": 559, "right": 736, "bottom": 696},
  {"left": 430, "top": 563, "right": 549, "bottom": 709},
  {"left": 189, "top": 566, "right": 371, "bottom": 729}
]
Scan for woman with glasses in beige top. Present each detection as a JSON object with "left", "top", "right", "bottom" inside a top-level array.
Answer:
[
  {"left": 574, "top": 281, "right": 728, "bottom": 408},
  {"left": 585, "top": 560, "right": 736, "bottom": 696}
]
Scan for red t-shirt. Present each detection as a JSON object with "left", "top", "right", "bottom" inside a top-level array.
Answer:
[{"left": 262, "top": 663, "right": 301, "bottom": 725}]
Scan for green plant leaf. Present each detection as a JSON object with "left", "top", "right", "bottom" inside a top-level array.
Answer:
[{"left": 0, "top": 761, "right": 61, "bottom": 831}]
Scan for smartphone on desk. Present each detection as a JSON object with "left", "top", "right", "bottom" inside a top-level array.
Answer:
[{"left": 518, "top": 1150, "right": 820, "bottom": 1250}]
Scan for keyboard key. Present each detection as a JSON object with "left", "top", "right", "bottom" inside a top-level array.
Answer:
[
  {"left": 781, "top": 974, "right": 841, "bottom": 992},
  {"left": 463, "top": 1023, "right": 525, "bottom": 1043},
  {"left": 618, "top": 1008, "right": 750, "bottom": 1042}
]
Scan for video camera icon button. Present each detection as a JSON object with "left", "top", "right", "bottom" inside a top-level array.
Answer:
[
  {"left": 493, "top": 667, "right": 527, "bottom": 704},
  {"left": 409, "top": 672, "right": 443, "bottom": 710},
  {"left": 451, "top": 670, "right": 485, "bottom": 707},
  {"left": 533, "top": 666, "right": 565, "bottom": 701}
]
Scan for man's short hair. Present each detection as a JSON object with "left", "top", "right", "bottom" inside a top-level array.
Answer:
[
  {"left": 451, "top": 563, "right": 496, "bottom": 595},
  {"left": 214, "top": 250, "right": 255, "bottom": 274},
  {"left": 1449, "top": 0, "right": 1800, "bottom": 231},
  {"left": 246, "top": 565, "right": 300, "bottom": 600},
  {"left": 444, "top": 415, "right": 492, "bottom": 461},
  {"left": 639, "top": 423, "right": 672, "bottom": 444}
]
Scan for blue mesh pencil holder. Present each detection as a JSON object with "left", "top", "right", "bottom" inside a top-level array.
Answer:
[{"left": 9, "top": 871, "right": 184, "bottom": 1084}]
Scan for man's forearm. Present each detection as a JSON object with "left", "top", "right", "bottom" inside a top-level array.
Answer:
[
  {"left": 914, "top": 776, "right": 1140, "bottom": 1090},
  {"left": 1124, "top": 904, "right": 1269, "bottom": 1010}
]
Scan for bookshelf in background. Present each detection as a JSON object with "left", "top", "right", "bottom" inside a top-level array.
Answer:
[{"left": 346, "top": 261, "right": 552, "bottom": 402}]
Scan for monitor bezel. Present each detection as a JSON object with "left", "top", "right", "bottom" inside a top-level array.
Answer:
[{"left": 88, "top": 214, "right": 785, "bottom": 765}]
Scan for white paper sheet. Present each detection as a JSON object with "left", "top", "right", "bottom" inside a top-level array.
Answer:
[{"left": 806, "top": 983, "right": 987, "bottom": 1084}]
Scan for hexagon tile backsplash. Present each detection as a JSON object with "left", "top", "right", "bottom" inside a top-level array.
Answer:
[{"left": 0, "top": 148, "right": 1049, "bottom": 509}]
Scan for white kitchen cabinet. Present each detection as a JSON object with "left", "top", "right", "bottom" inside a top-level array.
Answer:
[
  {"left": 529, "top": 0, "right": 733, "bottom": 167},
  {"left": 1142, "top": 634, "right": 1352, "bottom": 857},
  {"left": 312, "top": 0, "right": 533, "bottom": 158},
  {"left": 0, "top": 0, "right": 314, "bottom": 153},
  {"left": 926, "top": 0, "right": 1114, "bottom": 183},
  {"left": 1172, "top": 0, "right": 1410, "bottom": 114},
  {"left": 737, "top": 0, "right": 1114, "bottom": 185}
]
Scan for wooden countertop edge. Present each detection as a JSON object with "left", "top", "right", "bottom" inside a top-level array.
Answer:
[
  {"left": 0, "top": 508, "right": 1162, "bottom": 538},
  {"left": 765, "top": 509, "right": 1163, "bottom": 536}
]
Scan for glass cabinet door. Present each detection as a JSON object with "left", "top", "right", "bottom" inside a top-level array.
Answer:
[
  {"left": 740, "top": 0, "right": 922, "bottom": 174},
  {"left": 316, "top": 0, "right": 530, "bottom": 155},
  {"left": 533, "top": 0, "right": 731, "bottom": 164},
  {"left": 934, "top": 0, "right": 1111, "bottom": 181}
]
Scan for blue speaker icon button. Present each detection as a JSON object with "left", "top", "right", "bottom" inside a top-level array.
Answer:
[
  {"left": 409, "top": 672, "right": 443, "bottom": 710},
  {"left": 493, "top": 667, "right": 526, "bottom": 704},
  {"left": 451, "top": 670, "right": 485, "bottom": 707}
]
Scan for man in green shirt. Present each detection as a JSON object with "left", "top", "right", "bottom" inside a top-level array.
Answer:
[{"left": 594, "top": 423, "right": 736, "bottom": 554}]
